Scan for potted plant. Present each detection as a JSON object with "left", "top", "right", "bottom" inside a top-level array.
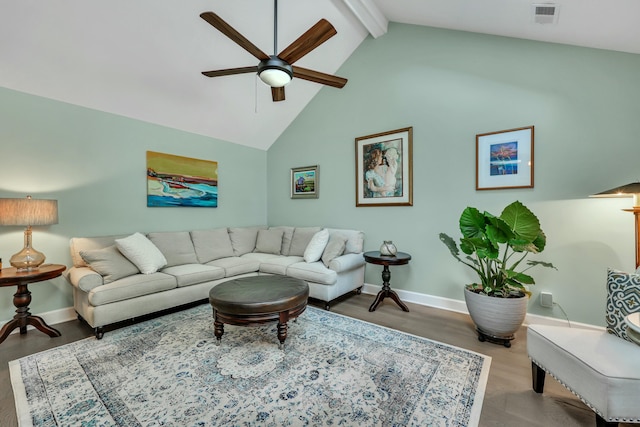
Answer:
[{"left": 439, "top": 200, "right": 556, "bottom": 347}]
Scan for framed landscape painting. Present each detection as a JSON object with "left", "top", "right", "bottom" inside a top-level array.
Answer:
[
  {"left": 291, "top": 165, "right": 319, "bottom": 199},
  {"left": 146, "top": 151, "right": 218, "bottom": 207},
  {"left": 476, "top": 126, "right": 534, "bottom": 191},
  {"left": 355, "top": 127, "right": 413, "bottom": 207}
]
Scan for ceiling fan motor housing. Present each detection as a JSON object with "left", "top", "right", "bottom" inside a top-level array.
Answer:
[{"left": 258, "top": 56, "right": 293, "bottom": 87}]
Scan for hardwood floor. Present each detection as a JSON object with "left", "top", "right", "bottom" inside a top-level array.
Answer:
[{"left": 0, "top": 293, "right": 625, "bottom": 426}]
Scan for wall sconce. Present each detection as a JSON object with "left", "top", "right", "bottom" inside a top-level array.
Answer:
[
  {"left": 590, "top": 182, "right": 640, "bottom": 268},
  {"left": 0, "top": 195, "right": 58, "bottom": 271}
]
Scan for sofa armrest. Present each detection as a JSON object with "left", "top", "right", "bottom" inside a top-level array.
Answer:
[
  {"left": 329, "top": 253, "right": 365, "bottom": 273},
  {"left": 66, "top": 266, "right": 104, "bottom": 293}
]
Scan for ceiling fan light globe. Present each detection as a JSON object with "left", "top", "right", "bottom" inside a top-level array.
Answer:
[{"left": 259, "top": 69, "right": 292, "bottom": 87}]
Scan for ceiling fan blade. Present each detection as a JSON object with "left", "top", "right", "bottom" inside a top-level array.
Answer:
[
  {"left": 202, "top": 66, "right": 257, "bottom": 78},
  {"left": 200, "top": 12, "right": 269, "bottom": 61},
  {"left": 293, "top": 66, "right": 347, "bottom": 88},
  {"left": 278, "top": 19, "right": 336, "bottom": 65},
  {"left": 271, "top": 87, "right": 285, "bottom": 102}
]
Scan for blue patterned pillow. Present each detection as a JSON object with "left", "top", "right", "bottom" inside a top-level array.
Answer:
[{"left": 606, "top": 268, "right": 640, "bottom": 342}]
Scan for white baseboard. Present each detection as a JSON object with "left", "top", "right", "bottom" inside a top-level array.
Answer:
[
  {"left": 5, "top": 307, "right": 77, "bottom": 336},
  {"left": 362, "top": 283, "right": 603, "bottom": 331}
]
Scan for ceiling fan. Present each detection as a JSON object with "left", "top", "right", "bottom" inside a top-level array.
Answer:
[{"left": 200, "top": 0, "right": 348, "bottom": 102}]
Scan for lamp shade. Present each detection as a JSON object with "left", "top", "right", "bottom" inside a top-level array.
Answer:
[
  {"left": 590, "top": 182, "right": 640, "bottom": 207},
  {"left": 0, "top": 196, "right": 58, "bottom": 226}
]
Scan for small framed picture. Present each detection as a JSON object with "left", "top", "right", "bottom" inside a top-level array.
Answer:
[
  {"left": 355, "top": 127, "right": 413, "bottom": 207},
  {"left": 291, "top": 165, "right": 319, "bottom": 199},
  {"left": 476, "top": 126, "right": 534, "bottom": 190}
]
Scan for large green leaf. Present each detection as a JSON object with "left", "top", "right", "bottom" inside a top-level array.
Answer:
[
  {"left": 459, "top": 207, "right": 486, "bottom": 239},
  {"left": 438, "top": 233, "right": 460, "bottom": 258},
  {"left": 485, "top": 216, "right": 513, "bottom": 246},
  {"left": 532, "top": 230, "right": 547, "bottom": 252},
  {"left": 500, "top": 201, "right": 540, "bottom": 243}
]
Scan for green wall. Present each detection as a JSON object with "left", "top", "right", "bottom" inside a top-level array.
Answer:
[
  {"left": 0, "top": 87, "right": 267, "bottom": 319},
  {"left": 267, "top": 23, "right": 640, "bottom": 326},
  {"left": 3, "top": 23, "right": 640, "bottom": 328}
]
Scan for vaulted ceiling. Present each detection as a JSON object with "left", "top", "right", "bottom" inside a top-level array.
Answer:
[{"left": 2, "top": 0, "right": 639, "bottom": 150}]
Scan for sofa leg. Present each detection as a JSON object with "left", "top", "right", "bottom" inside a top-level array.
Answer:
[
  {"left": 595, "top": 414, "right": 618, "bottom": 427},
  {"left": 95, "top": 327, "right": 104, "bottom": 340},
  {"left": 324, "top": 303, "right": 331, "bottom": 311},
  {"left": 532, "top": 361, "right": 545, "bottom": 393}
]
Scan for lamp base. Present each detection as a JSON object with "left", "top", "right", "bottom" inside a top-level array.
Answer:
[
  {"left": 10, "top": 227, "right": 46, "bottom": 271},
  {"left": 10, "top": 248, "right": 45, "bottom": 271}
]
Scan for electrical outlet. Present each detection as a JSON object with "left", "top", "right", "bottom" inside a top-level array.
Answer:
[{"left": 540, "top": 292, "right": 553, "bottom": 308}]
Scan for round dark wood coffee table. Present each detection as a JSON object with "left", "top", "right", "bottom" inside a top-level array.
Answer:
[{"left": 209, "top": 275, "right": 309, "bottom": 348}]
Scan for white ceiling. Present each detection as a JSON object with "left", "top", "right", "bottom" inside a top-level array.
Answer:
[{"left": 1, "top": 0, "right": 639, "bottom": 151}]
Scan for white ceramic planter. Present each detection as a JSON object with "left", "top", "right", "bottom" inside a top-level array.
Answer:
[{"left": 463, "top": 287, "right": 528, "bottom": 344}]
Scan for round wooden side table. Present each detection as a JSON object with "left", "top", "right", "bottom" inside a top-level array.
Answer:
[
  {"left": 363, "top": 251, "right": 411, "bottom": 312},
  {"left": 0, "top": 264, "right": 66, "bottom": 344}
]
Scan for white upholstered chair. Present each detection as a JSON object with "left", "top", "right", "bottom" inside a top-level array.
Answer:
[
  {"left": 528, "top": 324, "right": 640, "bottom": 426},
  {"left": 527, "top": 269, "right": 640, "bottom": 426}
]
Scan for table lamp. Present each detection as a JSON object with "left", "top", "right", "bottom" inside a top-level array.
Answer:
[
  {"left": 590, "top": 182, "right": 640, "bottom": 268},
  {"left": 0, "top": 195, "right": 58, "bottom": 271}
]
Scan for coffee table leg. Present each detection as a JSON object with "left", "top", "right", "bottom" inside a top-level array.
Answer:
[
  {"left": 277, "top": 311, "right": 290, "bottom": 349},
  {"left": 213, "top": 311, "right": 224, "bottom": 345}
]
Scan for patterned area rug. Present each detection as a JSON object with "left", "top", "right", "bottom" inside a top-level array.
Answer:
[{"left": 10, "top": 304, "right": 491, "bottom": 426}]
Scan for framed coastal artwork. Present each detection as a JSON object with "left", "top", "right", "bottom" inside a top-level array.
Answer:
[
  {"left": 146, "top": 151, "right": 218, "bottom": 207},
  {"left": 476, "top": 126, "right": 534, "bottom": 190},
  {"left": 291, "top": 165, "right": 319, "bottom": 199},
  {"left": 355, "top": 127, "right": 413, "bottom": 207}
]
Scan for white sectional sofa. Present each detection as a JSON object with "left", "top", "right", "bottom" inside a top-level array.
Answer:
[{"left": 64, "top": 226, "right": 365, "bottom": 338}]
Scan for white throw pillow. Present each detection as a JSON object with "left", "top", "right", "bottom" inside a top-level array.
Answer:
[
  {"left": 115, "top": 232, "right": 167, "bottom": 274},
  {"left": 303, "top": 229, "right": 330, "bottom": 263}
]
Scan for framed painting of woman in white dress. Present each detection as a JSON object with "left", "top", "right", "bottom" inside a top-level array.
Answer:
[{"left": 355, "top": 127, "right": 413, "bottom": 207}]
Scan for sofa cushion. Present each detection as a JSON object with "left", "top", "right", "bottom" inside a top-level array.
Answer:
[
  {"left": 79, "top": 245, "right": 139, "bottom": 284},
  {"left": 190, "top": 228, "right": 234, "bottom": 263},
  {"left": 606, "top": 268, "right": 640, "bottom": 342},
  {"left": 255, "top": 229, "right": 284, "bottom": 255},
  {"left": 147, "top": 231, "right": 199, "bottom": 267},
  {"left": 287, "top": 261, "right": 338, "bottom": 285},
  {"left": 304, "top": 229, "right": 329, "bottom": 263},
  {"left": 322, "top": 235, "right": 347, "bottom": 268},
  {"left": 259, "top": 256, "right": 304, "bottom": 275},
  {"left": 207, "top": 257, "right": 260, "bottom": 277},
  {"left": 289, "top": 227, "right": 321, "bottom": 256},
  {"left": 229, "top": 227, "right": 265, "bottom": 256},
  {"left": 115, "top": 232, "right": 167, "bottom": 274},
  {"left": 268, "top": 226, "right": 295, "bottom": 256},
  {"left": 69, "top": 235, "right": 128, "bottom": 268},
  {"left": 88, "top": 272, "right": 177, "bottom": 306},
  {"left": 327, "top": 228, "right": 364, "bottom": 254},
  {"left": 161, "top": 264, "right": 225, "bottom": 287}
]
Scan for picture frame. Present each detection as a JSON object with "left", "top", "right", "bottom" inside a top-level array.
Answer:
[
  {"left": 291, "top": 165, "right": 319, "bottom": 199},
  {"left": 476, "top": 126, "right": 534, "bottom": 191},
  {"left": 146, "top": 151, "right": 218, "bottom": 207},
  {"left": 355, "top": 127, "right": 413, "bottom": 207}
]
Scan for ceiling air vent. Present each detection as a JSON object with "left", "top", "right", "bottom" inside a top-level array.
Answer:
[{"left": 531, "top": 3, "right": 559, "bottom": 24}]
